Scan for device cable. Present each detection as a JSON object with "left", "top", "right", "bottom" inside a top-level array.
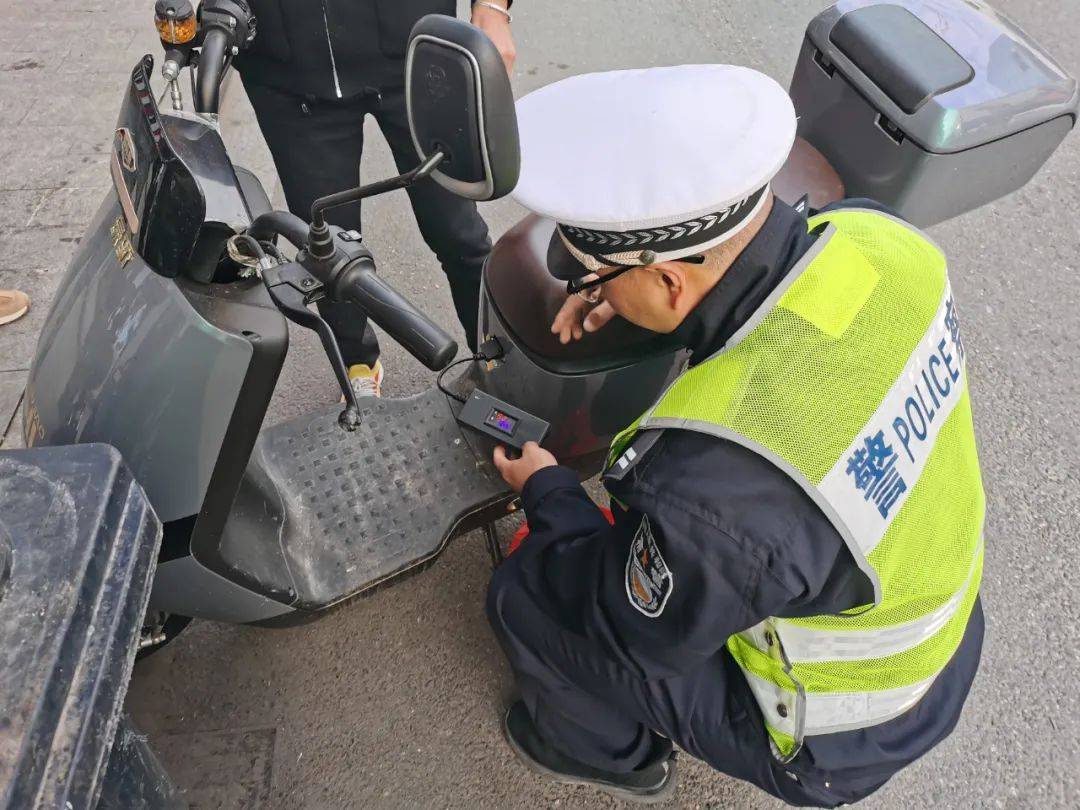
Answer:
[
  {"left": 436, "top": 355, "right": 476, "bottom": 404},
  {"left": 436, "top": 337, "right": 505, "bottom": 404}
]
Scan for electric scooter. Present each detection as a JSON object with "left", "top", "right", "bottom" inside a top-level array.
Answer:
[{"left": 21, "top": 0, "right": 1077, "bottom": 650}]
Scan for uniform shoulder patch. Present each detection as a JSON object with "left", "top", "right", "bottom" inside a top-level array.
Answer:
[{"left": 625, "top": 515, "right": 673, "bottom": 617}]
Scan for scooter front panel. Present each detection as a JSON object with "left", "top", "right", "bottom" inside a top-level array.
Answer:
[{"left": 24, "top": 196, "right": 259, "bottom": 523}]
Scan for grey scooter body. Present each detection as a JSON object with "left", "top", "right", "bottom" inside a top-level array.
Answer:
[
  {"left": 25, "top": 153, "right": 679, "bottom": 624},
  {"left": 22, "top": 1, "right": 1077, "bottom": 628},
  {"left": 23, "top": 52, "right": 682, "bottom": 624}
]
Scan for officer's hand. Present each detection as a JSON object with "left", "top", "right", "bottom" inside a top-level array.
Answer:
[
  {"left": 493, "top": 442, "right": 557, "bottom": 493},
  {"left": 471, "top": 2, "right": 517, "bottom": 76},
  {"left": 551, "top": 297, "right": 616, "bottom": 344}
]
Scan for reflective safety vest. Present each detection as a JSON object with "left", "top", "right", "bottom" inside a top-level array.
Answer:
[{"left": 607, "top": 209, "right": 985, "bottom": 760}]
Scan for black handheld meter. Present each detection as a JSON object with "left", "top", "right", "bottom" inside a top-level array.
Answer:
[{"left": 457, "top": 390, "right": 550, "bottom": 450}]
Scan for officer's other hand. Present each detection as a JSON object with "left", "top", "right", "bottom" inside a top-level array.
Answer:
[
  {"left": 471, "top": 1, "right": 517, "bottom": 76},
  {"left": 493, "top": 442, "right": 557, "bottom": 492},
  {"left": 551, "top": 296, "right": 616, "bottom": 344}
]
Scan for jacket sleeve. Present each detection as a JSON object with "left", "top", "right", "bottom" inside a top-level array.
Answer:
[{"left": 508, "top": 463, "right": 770, "bottom": 680}]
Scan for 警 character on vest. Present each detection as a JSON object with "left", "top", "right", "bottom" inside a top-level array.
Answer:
[
  {"left": 234, "top": 0, "right": 516, "bottom": 396},
  {"left": 488, "top": 64, "right": 985, "bottom": 807}
]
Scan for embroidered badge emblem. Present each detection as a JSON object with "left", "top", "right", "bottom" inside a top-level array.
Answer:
[{"left": 625, "top": 516, "right": 673, "bottom": 617}]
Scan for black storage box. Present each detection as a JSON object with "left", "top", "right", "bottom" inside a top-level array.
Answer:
[
  {"left": 0, "top": 445, "right": 162, "bottom": 809},
  {"left": 790, "top": 0, "right": 1078, "bottom": 226}
]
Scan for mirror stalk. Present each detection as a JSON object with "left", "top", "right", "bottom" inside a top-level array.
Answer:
[{"left": 307, "top": 151, "right": 445, "bottom": 260}]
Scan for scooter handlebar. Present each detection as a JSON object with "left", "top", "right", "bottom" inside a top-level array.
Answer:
[
  {"left": 336, "top": 258, "right": 459, "bottom": 371},
  {"left": 193, "top": 1, "right": 255, "bottom": 114},
  {"left": 194, "top": 26, "right": 229, "bottom": 113}
]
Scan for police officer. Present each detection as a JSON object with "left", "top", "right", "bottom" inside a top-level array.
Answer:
[
  {"left": 236, "top": 0, "right": 516, "bottom": 395},
  {"left": 487, "top": 65, "right": 985, "bottom": 806}
]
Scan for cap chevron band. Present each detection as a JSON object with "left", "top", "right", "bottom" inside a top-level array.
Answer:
[{"left": 557, "top": 184, "right": 769, "bottom": 269}]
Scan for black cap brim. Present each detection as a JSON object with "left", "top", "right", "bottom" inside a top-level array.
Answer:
[{"left": 546, "top": 229, "right": 590, "bottom": 282}]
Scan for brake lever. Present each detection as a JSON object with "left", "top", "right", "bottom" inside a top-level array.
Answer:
[{"left": 262, "top": 262, "right": 362, "bottom": 431}]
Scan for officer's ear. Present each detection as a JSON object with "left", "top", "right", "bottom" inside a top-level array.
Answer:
[{"left": 653, "top": 262, "right": 688, "bottom": 310}]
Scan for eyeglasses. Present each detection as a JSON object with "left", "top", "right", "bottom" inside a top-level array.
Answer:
[{"left": 566, "top": 254, "right": 706, "bottom": 303}]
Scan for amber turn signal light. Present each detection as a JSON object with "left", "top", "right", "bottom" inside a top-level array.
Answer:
[{"left": 154, "top": 2, "right": 196, "bottom": 45}]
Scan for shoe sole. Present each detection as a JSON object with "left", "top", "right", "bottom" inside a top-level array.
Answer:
[
  {"left": 0, "top": 303, "right": 28, "bottom": 326},
  {"left": 502, "top": 713, "right": 677, "bottom": 805}
]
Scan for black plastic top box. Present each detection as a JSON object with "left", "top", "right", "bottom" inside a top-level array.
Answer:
[
  {"left": 809, "top": 0, "right": 1076, "bottom": 153},
  {"left": 790, "top": 0, "right": 1078, "bottom": 225}
]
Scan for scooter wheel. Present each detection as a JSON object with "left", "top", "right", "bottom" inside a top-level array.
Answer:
[{"left": 135, "top": 612, "right": 193, "bottom": 660}]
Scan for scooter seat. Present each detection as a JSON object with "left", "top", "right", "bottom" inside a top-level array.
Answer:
[
  {"left": 772, "top": 137, "right": 846, "bottom": 211},
  {"left": 484, "top": 215, "right": 680, "bottom": 372},
  {"left": 216, "top": 388, "right": 512, "bottom": 611}
]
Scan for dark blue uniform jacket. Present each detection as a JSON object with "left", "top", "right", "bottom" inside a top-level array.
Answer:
[{"left": 513, "top": 198, "right": 984, "bottom": 797}]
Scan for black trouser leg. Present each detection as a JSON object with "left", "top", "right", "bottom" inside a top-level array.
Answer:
[
  {"left": 374, "top": 87, "right": 491, "bottom": 352},
  {"left": 486, "top": 555, "right": 888, "bottom": 808},
  {"left": 487, "top": 557, "right": 677, "bottom": 773},
  {"left": 242, "top": 78, "right": 380, "bottom": 366}
]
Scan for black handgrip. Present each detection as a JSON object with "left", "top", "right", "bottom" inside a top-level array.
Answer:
[
  {"left": 337, "top": 260, "right": 459, "bottom": 371},
  {"left": 194, "top": 27, "right": 229, "bottom": 113}
]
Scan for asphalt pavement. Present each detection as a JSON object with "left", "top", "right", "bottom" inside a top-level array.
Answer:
[{"left": 1, "top": 0, "right": 1078, "bottom": 807}]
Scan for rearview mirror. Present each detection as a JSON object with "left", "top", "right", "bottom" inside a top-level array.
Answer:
[{"left": 405, "top": 15, "right": 520, "bottom": 201}]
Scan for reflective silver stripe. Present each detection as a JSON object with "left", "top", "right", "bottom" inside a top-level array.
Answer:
[
  {"left": 642, "top": 416, "right": 882, "bottom": 605},
  {"left": 817, "top": 281, "right": 964, "bottom": 559},
  {"left": 743, "top": 668, "right": 939, "bottom": 739},
  {"left": 742, "top": 538, "right": 983, "bottom": 664}
]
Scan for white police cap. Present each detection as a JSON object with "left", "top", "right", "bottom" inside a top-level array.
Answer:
[{"left": 511, "top": 64, "right": 797, "bottom": 279}]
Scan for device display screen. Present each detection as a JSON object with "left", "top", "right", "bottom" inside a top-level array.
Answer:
[{"left": 485, "top": 407, "right": 518, "bottom": 436}]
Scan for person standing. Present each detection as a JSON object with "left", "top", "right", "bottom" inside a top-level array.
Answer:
[{"left": 236, "top": 1, "right": 516, "bottom": 396}]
